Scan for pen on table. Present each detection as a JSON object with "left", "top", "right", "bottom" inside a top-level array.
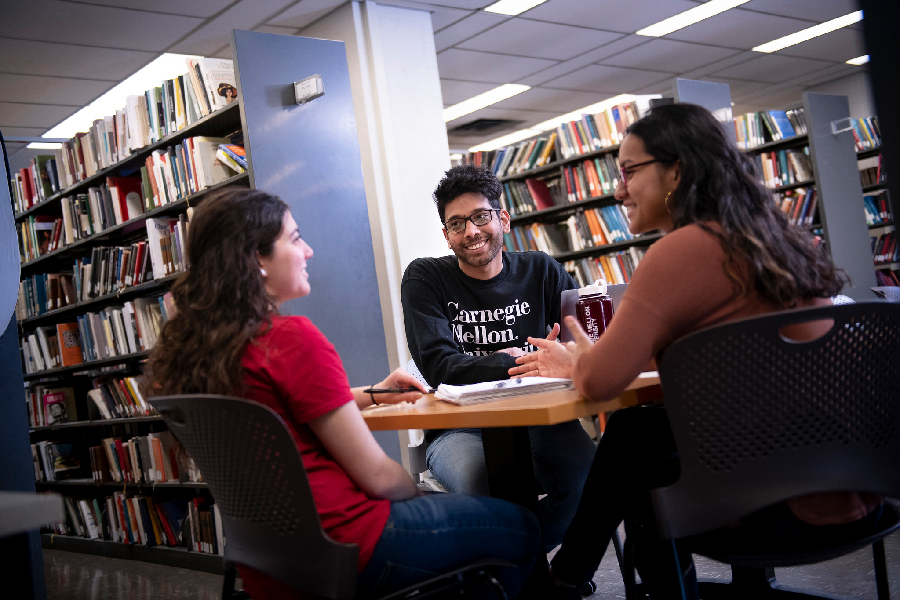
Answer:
[{"left": 363, "top": 387, "right": 437, "bottom": 394}]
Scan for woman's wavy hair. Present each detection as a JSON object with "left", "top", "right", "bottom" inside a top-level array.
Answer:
[
  {"left": 628, "top": 103, "right": 845, "bottom": 305},
  {"left": 147, "top": 187, "right": 288, "bottom": 396}
]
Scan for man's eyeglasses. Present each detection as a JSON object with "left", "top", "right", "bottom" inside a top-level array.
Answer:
[
  {"left": 619, "top": 159, "right": 664, "bottom": 186},
  {"left": 444, "top": 209, "right": 502, "bottom": 234}
]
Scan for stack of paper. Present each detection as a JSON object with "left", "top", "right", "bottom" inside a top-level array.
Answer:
[{"left": 435, "top": 377, "right": 573, "bottom": 406}]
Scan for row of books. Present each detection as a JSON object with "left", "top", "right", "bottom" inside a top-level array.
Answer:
[
  {"left": 88, "top": 432, "right": 181, "bottom": 484},
  {"left": 734, "top": 107, "right": 807, "bottom": 150},
  {"left": 864, "top": 190, "right": 893, "bottom": 226},
  {"left": 17, "top": 272, "right": 76, "bottom": 320},
  {"left": 21, "top": 322, "right": 84, "bottom": 372},
  {"left": 87, "top": 375, "right": 153, "bottom": 420},
  {"left": 776, "top": 187, "right": 818, "bottom": 227},
  {"left": 52, "top": 493, "right": 221, "bottom": 554},
  {"left": 564, "top": 154, "right": 621, "bottom": 202},
  {"left": 848, "top": 116, "right": 881, "bottom": 152},
  {"left": 33, "top": 441, "right": 80, "bottom": 482},
  {"left": 503, "top": 204, "right": 634, "bottom": 256},
  {"left": 872, "top": 231, "right": 897, "bottom": 265},
  {"left": 555, "top": 102, "right": 641, "bottom": 160},
  {"left": 20, "top": 294, "right": 169, "bottom": 374},
  {"left": 26, "top": 385, "right": 77, "bottom": 428},
  {"left": 875, "top": 269, "right": 899, "bottom": 287},
  {"left": 9, "top": 59, "right": 236, "bottom": 213},
  {"left": 753, "top": 146, "right": 814, "bottom": 189},
  {"left": 564, "top": 246, "right": 647, "bottom": 287},
  {"left": 501, "top": 178, "right": 564, "bottom": 216},
  {"left": 859, "top": 154, "right": 886, "bottom": 187},
  {"left": 491, "top": 133, "right": 559, "bottom": 177}
]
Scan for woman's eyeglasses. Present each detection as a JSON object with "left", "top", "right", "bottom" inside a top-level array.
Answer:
[
  {"left": 445, "top": 209, "right": 501, "bottom": 234},
  {"left": 619, "top": 159, "right": 664, "bottom": 186}
]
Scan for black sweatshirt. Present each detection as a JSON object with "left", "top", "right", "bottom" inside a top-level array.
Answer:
[{"left": 401, "top": 251, "right": 577, "bottom": 387}]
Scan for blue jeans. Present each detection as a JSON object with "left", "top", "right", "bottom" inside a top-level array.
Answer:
[
  {"left": 356, "top": 493, "right": 541, "bottom": 599},
  {"left": 425, "top": 421, "right": 596, "bottom": 548}
]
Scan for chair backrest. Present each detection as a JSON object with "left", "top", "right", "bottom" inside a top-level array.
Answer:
[
  {"left": 652, "top": 302, "right": 900, "bottom": 539},
  {"left": 148, "top": 394, "right": 358, "bottom": 600}
]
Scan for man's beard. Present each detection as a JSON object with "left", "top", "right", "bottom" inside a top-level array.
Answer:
[{"left": 452, "top": 230, "right": 504, "bottom": 269}]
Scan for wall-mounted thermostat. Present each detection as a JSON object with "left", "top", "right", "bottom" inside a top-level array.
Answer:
[{"left": 294, "top": 74, "right": 324, "bottom": 105}]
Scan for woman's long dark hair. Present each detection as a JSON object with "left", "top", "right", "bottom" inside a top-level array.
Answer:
[
  {"left": 147, "top": 187, "right": 288, "bottom": 396},
  {"left": 628, "top": 103, "right": 844, "bottom": 305}
]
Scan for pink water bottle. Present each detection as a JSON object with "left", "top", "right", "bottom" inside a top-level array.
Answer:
[{"left": 575, "top": 281, "right": 614, "bottom": 343}]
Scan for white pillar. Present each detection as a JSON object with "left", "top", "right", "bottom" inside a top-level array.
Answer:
[{"left": 301, "top": 1, "right": 450, "bottom": 372}]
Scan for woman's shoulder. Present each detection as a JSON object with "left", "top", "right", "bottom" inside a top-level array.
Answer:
[
  {"left": 644, "top": 222, "right": 724, "bottom": 263},
  {"left": 262, "top": 315, "right": 328, "bottom": 344}
]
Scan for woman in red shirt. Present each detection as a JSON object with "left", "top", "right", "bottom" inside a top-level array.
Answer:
[
  {"left": 510, "top": 103, "right": 883, "bottom": 599},
  {"left": 148, "top": 187, "right": 541, "bottom": 599}
]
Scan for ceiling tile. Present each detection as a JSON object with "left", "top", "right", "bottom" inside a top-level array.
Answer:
[
  {"left": 0, "top": 126, "right": 50, "bottom": 137},
  {"left": 254, "top": 25, "right": 300, "bottom": 35},
  {"left": 429, "top": 6, "right": 473, "bottom": 31},
  {"left": 394, "top": 0, "right": 493, "bottom": 9},
  {"left": 0, "top": 102, "right": 79, "bottom": 129},
  {"left": 541, "top": 64, "right": 672, "bottom": 94},
  {"left": 678, "top": 50, "right": 758, "bottom": 79},
  {"left": 61, "top": 0, "right": 233, "bottom": 18},
  {"left": 491, "top": 86, "right": 609, "bottom": 112},
  {"left": 458, "top": 19, "right": 622, "bottom": 61},
  {"left": 522, "top": 0, "right": 703, "bottom": 34},
  {"left": 599, "top": 39, "right": 742, "bottom": 73},
  {"left": 169, "top": 0, "right": 300, "bottom": 56},
  {"left": 0, "top": 38, "right": 154, "bottom": 80},
  {"left": 515, "top": 35, "right": 647, "bottom": 86},
  {"left": 0, "top": 0, "right": 203, "bottom": 52},
  {"left": 440, "top": 79, "right": 499, "bottom": 106},
  {"left": 0, "top": 74, "right": 113, "bottom": 106},
  {"left": 265, "top": 0, "right": 346, "bottom": 29},
  {"left": 666, "top": 9, "right": 820, "bottom": 51},
  {"left": 437, "top": 49, "right": 558, "bottom": 84},
  {"left": 708, "top": 54, "right": 832, "bottom": 84},
  {"left": 776, "top": 27, "right": 866, "bottom": 62},
  {"left": 433, "top": 12, "right": 509, "bottom": 53},
  {"left": 741, "top": 0, "right": 859, "bottom": 23}
]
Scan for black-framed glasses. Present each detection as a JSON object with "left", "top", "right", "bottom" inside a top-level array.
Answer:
[
  {"left": 444, "top": 209, "right": 502, "bottom": 234},
  {"left": 619, "top": 159, "right": 664, "bottom": 186}
]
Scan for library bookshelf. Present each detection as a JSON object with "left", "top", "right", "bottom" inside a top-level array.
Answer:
[{"left": 13, "top": 29, "right": 391, "bottom": 573}]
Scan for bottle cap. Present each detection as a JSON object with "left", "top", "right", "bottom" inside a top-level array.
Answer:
[{"left": 578, "top": 282, "right": 607, "bottom": 297}]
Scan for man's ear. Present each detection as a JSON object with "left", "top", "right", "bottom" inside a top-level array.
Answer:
[{"left": 500, "top": 210, "right": 511, "bottom": 234}]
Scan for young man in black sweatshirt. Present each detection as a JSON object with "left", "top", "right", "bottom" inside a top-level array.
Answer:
[{"left": 401, "top": 164, "right": 595, "bottom": 548}]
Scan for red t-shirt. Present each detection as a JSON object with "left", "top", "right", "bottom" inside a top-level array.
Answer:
[{"left": 236, "top": 316, "right": 390, "bottom": 598}]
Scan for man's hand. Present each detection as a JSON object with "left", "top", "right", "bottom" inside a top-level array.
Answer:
[
  {"left": 508, "top": 317, "right": 591, "bottom": 379},
  {"left": 497, "top": 323, "right": 561, "bottom": 358}
]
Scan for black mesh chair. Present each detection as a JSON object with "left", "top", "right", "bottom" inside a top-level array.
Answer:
[
  {"left": 628, "top": 302, "right": 900, "bottom": 599},
  {"left": 148, "top": 394, "right": 514, "bottom": 600}
]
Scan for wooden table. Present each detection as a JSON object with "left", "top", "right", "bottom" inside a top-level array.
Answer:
[{"left": 363, "top": 374, "right": 662, "bottom": 563}]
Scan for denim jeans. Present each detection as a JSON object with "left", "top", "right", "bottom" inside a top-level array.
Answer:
[
  {"left": 425, "top": 421, "right": 596, "bottom": 548},
  {"left": 356, "top": 493, "right": 541, "bottom": 599}
]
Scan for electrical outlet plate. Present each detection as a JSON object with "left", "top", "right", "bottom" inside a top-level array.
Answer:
[{"left": 294, "top": 74, "right": 324, "bottom": 105}]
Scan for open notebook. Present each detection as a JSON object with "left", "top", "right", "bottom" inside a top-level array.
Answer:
[{"left": 435, "top": 377, "right": 573, "bottom": 406}]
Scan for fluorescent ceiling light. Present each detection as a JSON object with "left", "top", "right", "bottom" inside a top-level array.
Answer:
[
  {"left": 636, "top": 0, "right": 751, "bottom": 37},
  {"left": 469, "top": 128, "right": 541, "bottom": 152},
  {"left": 753, "top": 11, "right": 863, "bottom": 53},
  {"left": 40, "top": 52, "right": 201, "bottom": 141},
  {"left": 443, "top": 84, "right": 530, "bottom": 123},
  {"left": 846, "top": 54, "right": 870, "bottom": 65},
  {"left": 484, "top": 0, "right": 547, "bottom": 16},
  {"left": 26, "top": 142, "right": 63, "bottom": 149},
  {"left": 467, "top": 94, "right": 659, "bottom": 152}
]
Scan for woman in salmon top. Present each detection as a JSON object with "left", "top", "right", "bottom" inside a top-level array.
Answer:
[
  {"left": 510, "top": 103, "right": 883, "bottom": 599},
  {"left": 148, "top": 187, "right": 541, "bottom": 599}
]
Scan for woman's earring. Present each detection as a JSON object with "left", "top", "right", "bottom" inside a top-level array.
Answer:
[
  {"left": 664, "top": 191, "right": 673, "bottom": 213},
  {"left": 260, "top": 268, "right": 267, "bottom": 277}
]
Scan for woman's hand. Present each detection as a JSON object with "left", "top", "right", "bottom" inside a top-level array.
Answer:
[
  {"left": 508, "top": 317, "right": 592, "bottom": 379},
  {"left": 371, "top": 368, "right": 429, "bottom": 405}
]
